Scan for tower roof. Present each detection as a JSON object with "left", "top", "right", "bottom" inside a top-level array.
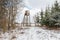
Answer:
[{"left": 25, "top": 10, "right": 30, "bottom": 16}]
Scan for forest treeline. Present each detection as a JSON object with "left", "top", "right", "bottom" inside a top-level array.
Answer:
[{"left": 35, "top": 1, "right": 60, "bottom": 27}]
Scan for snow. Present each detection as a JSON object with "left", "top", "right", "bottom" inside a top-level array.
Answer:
[{"left": 0, "top": 27, "right": 60, "bottom": 40}]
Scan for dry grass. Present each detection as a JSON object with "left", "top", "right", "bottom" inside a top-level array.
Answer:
[{"left": 39, "top": 25, "right": 60, "bottom": 30}]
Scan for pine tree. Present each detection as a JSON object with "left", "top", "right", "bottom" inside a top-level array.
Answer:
[
  {"left": 49, "top": 0, "right": 60, "bottom": 27},
  {"left": 45, "top": 8, "right": 48, "bottom": 18},
  {"left": 40, "top": 10, "right": 43, "bottom": 20},
  {"left": 54, "top": 1, "right": 60, "bottom": 11},
  {"left": 40, "top": 10, "right": 44, "bottom": 26}
]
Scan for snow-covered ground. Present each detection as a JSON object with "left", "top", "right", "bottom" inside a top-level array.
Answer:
[{"left": 0, "top": 27, "right": 60, "bottom": 40}]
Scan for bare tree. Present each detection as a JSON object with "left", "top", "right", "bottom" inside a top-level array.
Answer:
[{"left": 0, "top": 0, "right": 24, "bottom": 32}]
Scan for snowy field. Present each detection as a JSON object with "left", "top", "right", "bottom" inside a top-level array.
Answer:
[{"left": 0, "top": 27, "right": 60, "bottom": 40}]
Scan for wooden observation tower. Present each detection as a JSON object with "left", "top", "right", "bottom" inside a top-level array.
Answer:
[{"left": 22, "top": 10, "right": 31, "bottom": 26}]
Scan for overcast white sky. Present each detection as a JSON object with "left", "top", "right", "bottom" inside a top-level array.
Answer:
[{"left": 25, "top": 0, "right": 60, "bottom": 10}]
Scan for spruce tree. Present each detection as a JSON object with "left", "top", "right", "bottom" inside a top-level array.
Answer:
[
  {"left": 49, "top": 0, "right": 60, "bottom": 27},
  {"left": 54, "top": 1, "right": 60, "bottom": 11},
  {"left": 40, "top": 10, "right": 43, "bottom": 20},
  {"left": 40, "top": 10, "right": 44, "bottom": 26}
]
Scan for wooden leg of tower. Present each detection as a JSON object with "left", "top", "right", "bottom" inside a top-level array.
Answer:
[
  {"left": 27, "top": 16, "right": 28, "bottom": 26},
  {"left": 23, "top": 15, "right": 25, "bottom": 27},
  {"left": 35, "top": 23, "right": 36, "bottom": 27},
  {"left": 29, "top": 16, "right": 31, "bottom": 26}
]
